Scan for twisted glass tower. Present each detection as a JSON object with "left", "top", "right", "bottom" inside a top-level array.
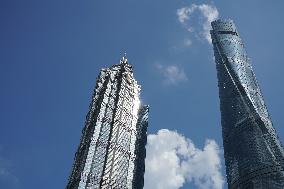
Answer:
[
  {"left": 211, "top": 19, "right": 284, "bottom": 188},
  {"left": 66, "top": 56, "right": 149, "bottom": 189}
]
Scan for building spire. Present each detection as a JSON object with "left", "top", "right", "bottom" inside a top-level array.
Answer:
[{"left": 120, "top": 52, "right": 128, "bottom": 64}]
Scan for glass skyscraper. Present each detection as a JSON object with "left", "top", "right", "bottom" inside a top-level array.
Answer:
[
  {"left": 66, "top": 56, "right": 149, "bottom": 189},
  {"left": 211, "top": 19, "right": 284, "bottom": 188}
]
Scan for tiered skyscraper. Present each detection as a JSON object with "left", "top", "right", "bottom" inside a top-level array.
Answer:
[
  {"left": 211, "top": 19, "right": 284, "bottom": 188},
  {"left": 66, "top": 56, "right": 149, "bottom": 189}
]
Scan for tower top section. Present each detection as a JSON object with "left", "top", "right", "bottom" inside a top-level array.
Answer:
[
  {"left": 211, "top": 19, "right": 239, "bottom": 36},
  {"left": 120, "top": 52, "right": 128, "bottom": 64}
]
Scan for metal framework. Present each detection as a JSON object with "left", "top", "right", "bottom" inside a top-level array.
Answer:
[
  {"left": 66, "top": 56, "right": 149, "bottom": 189},
  {"left": 211, "top": 19, "right": 284, "bottom": 189}
]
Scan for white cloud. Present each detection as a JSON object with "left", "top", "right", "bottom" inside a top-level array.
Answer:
[
  {"left": 184, "top": 38, "right": 192, "bottom": 47},
  {"left": 177, "top": 6, "right": 197, "bottom": 24},
  {"left": 177, "top": 4, "right": 219, "bottom": 43},
  {"left": 0, "top": 148, "right": 19, "bottom": 188},
  {"left": 156, "top": 64, "right": 188, "bottom": 85},
  {"left": 144, "top": 129, "right": 224, "bottom": 189}
]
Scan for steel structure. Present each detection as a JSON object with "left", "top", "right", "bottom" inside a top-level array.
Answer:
[
  {"left": 211, "top": 19, "right": 284, "bottom": 189},
  {"left": 66, "top": 56, "right": 149, "bottom": 189}
]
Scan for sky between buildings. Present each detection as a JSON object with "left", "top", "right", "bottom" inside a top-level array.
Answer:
[{"left": 1, "top": 0, "right": 284, "bottom": 189}]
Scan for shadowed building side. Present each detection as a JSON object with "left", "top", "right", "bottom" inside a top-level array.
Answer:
[
  {"left": 211, "top": 19, "right": 284, "bottom": 189},
  {"left": 132, "top": 105, "right": 149, "bottom": 189}
]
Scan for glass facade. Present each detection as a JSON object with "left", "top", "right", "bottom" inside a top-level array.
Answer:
[
  {"left": 211, "top": 19, "right": 284, "bottom": 189},
  {"left": 66, "top": 56, "right": 149, "bottom": 189}
]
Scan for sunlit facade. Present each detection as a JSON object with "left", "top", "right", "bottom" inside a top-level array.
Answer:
[
  {"left": 211, "top": 19, "right": 284, "bottom": 188},
  {"left": 66, "top": 56, "right": 149, "bottom": 189}
]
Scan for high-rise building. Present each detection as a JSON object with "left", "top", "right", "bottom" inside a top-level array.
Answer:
[
  {"left": 66, "top": 56, "right": 149, "bottom": 189},
  {"left": 211, "top": 19, "right": 284, "bottom": 188}
]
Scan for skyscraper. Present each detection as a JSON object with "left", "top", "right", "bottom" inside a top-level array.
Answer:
[
  {"left": 211, "top": 19, "right": 284, "bottom": 188},
  {"left": 66, "top": 56, "right": 149, "bottom": 189}
]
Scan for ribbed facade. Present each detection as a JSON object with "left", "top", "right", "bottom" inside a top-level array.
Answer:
[
  {"left": 211, "top": 19, "right": 284, "bottom": 188},
  {"left": 66, "top": 56, "right": 148, "bottom": 189}
]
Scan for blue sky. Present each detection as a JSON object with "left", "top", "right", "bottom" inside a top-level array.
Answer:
[{"left": 1, "top": 0, "right": 284, "bottom": 188}]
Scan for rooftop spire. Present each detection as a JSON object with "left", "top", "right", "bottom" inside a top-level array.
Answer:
[{"left": 120, "top": 52, "right": 128, "bottom": 64}]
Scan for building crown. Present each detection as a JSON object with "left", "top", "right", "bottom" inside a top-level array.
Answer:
[{"left": 120, "top": 52, "right": 128, "bottom": 64}]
